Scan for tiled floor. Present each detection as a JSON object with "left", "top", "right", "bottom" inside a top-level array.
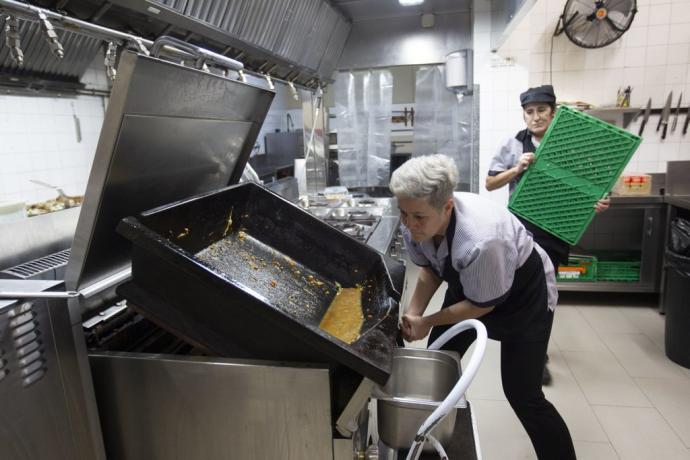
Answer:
[{"left": 400, "top": 265, "right": 690, "bottom": 459}]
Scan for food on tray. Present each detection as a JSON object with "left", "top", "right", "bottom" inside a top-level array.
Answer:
[
  {"left": 26, "top": 196, "right": 83, "bottom": 216},
  {"left": 319, "top": 287, "right": 364, "bottom": 344}
]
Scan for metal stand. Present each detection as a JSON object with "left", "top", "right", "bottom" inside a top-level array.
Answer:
[{"left": 377, "top": 405, "right": 481, "bottom": 460}]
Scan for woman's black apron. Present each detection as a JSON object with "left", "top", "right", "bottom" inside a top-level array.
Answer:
[{"left": 428, "top": 210, "right": 553, "bottom": 346}]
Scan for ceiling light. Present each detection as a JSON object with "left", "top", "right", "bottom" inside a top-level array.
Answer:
[{"left": 399, "top": 0, "right": 424, "bottom": 6}]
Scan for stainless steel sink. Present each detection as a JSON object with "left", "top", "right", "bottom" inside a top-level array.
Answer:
[{"left": 374, "top": 348, "right": 461, "bottom": 451}]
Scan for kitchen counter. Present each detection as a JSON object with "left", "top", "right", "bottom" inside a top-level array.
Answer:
[
  {"left": 610, "top": 195, "right": 665, "bottom": 205},
  {"left": 665, "top": 196, "right": 690, "bottom": 211},
  {"left": 558, "top": 196, "right": 666, "bottom": 293}
]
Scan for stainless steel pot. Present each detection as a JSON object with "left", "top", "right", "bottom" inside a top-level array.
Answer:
[{"left": 374, "top": 348, "right": 461, "bottom": 451}]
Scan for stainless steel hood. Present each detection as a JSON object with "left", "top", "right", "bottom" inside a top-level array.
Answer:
[
  {"left": 9, "top": 0, "right": 352, "bottom": 86},
  {"left": 65, "top": 50, "right": 274, "bottom": 306},
  {"left": 491, "top": 0, "right": 537, "bottom": 51},
  {"left": 0, "top": 15, "right": 102, "bottom": 91}
]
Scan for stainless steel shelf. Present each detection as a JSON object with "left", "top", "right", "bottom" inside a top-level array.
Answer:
[
  {"left": 610, "top": 195, "right": 665, "bottom": 205},
  {"left": 557, "top": 282, "right": 655, "bottom": 293},
  {"left": 665, "top": 196, "right": 690, "bottom": 211}
]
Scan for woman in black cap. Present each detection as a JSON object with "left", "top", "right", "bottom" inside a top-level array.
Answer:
[{"left": 486, "top": 85, "right": 610, "bottom": 384}]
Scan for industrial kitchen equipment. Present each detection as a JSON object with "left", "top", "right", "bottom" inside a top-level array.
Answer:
[{"left": 1, "top": 43, "right": 482, "bottom": 459}]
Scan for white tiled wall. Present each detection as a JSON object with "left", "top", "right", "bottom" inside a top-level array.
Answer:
[
  {"left": 0, "top": 53, "right": 108, "bottom": 205},
  {"left": 0, "top": 95, "right": 106, "bottom": 205},
  {"left": 488, "top": 0, "right": 690, "bottom": 181},
  {"left": 256, "top": 109, "right": 304, "bottom": 155},
  {"left": 474, "top": 0, "right": 530, "bottom": 205},
  {"left": 254, "top": 85, "right": 305, "bottom": 155}
]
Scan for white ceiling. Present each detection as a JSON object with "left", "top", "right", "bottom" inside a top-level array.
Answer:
[{"left": 330, "top": 0, "right": 473, "bottom": 22}]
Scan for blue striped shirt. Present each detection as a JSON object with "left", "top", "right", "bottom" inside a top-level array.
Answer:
[{"left": 402, "top": 192, "right": 557, "bottom": 310}]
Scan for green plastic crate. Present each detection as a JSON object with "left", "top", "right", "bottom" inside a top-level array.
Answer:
[
  {"left": 597, "top": 260, "right": 641, "bottom": 282},
  {"left": 509, "top": 106, "right": 642, "bottom": 245},
  {"left": 557, "top": 255, "right": 597, "bottom": 282}
]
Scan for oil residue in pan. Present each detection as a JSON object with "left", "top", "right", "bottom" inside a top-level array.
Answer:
[
  {"left": 195, "top": 229, "right": 338, "bottom": 324},
  {"left": 319, "top": 287, "right": 364, "bottom": 344}
]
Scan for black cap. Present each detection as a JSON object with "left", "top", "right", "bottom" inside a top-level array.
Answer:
[{"left": 520, "top": 85, "right": 556, "bottom": 107}]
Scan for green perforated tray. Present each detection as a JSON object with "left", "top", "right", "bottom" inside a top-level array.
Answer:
[
  {"left": 597, "top": 260, "right": 641, "bottom": 282},
  {"left": 508, "top": 106, "right": 642, "bottom": 245}
]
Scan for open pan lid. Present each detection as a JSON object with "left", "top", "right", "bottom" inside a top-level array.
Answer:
[{"left": 66, "top": 51, "right": 274, "bottom": 296}]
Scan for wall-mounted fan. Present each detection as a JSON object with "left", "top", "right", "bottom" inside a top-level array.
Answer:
[{"left": 555, "top": 0, "right": 638, "bottom": 49}]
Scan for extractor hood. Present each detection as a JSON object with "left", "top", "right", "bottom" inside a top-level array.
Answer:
[
  {"left": 0, "top": 0, "right": 352, "bottom": 91},
  {"left": 490, "top": 0, "right": 537, "bottom": 51}
]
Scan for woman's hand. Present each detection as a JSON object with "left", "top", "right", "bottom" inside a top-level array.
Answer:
[
  {"left": 401, "top": 314, "right": 431, "bottom": 342},
  {"left": 595, "top": 197, "right": 611, "bottom": 213},
  {"left": 514, "top": 152, "right": 536, "bottom": 173}
]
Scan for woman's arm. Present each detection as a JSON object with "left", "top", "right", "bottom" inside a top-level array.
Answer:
[
  {"left": 402, "top": 299, "right": 494, "bottom": 341},
  {"left": 595, "top": 197, "right": 611, "bottom": 213},
  {"left": 486, "top": 167, "right": 521, "bottom": 191},
  {"left": 485, "top": 153, "right": 535, "bottom": 191}
]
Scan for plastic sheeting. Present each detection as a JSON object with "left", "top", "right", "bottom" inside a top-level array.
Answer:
[
  {"left": 304, "top": 88, "right": 328, "bottom": 194},
  {"left": 414, "top": 66, "right": 476, "bottom": 191},
  {"left": 334, "top": 70, "right": 393, "bottom": 187}
]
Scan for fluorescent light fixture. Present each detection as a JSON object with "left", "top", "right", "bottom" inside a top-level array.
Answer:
[{"left": 399, "top": 0, "right": 424, "bottom": 6}]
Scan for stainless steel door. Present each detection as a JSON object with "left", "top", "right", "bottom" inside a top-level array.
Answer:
[
  {"left": 0, "top": 293, "right": 103, "bottom": 460},
  {"left": 90, "top": 352, "right": 335, "bottom": 459}
]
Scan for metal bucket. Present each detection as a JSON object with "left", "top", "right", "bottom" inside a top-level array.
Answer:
[{"left": 375, "top": 348, "right": 461, "bottom": 451}]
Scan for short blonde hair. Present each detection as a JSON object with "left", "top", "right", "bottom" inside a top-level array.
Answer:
[{"left": 389, "top": 154, "right": 458, "bottom": 209}]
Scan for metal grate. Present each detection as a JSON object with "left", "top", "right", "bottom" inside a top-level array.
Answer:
[
  {"left": 152, "top": 0, "right": 189, "bottom": 13},
  {"left": 317, "top": 16, "right": 351, "bottom": 77},
  {"left": 276, "top": 0, "right": 323, "bottom": 64},
  {"left": 300, "top": 1, "right": 338, "bottom": 70},
  {"left": 1, "top": 249, "right": 71, "bottom": 280},
  {"left": 8, "top": 302, "right": 46, "bottom": 388},
  {"left": 0, "top": 18, "right": 102, "bottom": 82},
  {"left": 0, "top": 333, "right": 7, "bottom": 383}
]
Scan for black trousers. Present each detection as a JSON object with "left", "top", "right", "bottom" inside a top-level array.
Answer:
[{"left": 429, "top": 321, "right": 577, "bottom": 460}]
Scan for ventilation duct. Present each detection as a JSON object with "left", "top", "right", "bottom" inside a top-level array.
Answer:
[
  {"left": 0, "top": 15, "right": 103, "bottom": 92},
  {"left": 1, "top": 0, "right": 352, "bottom": 90}
]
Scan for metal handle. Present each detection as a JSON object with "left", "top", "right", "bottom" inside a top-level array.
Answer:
[
  {"left": 0, "top": 290, "right": 79, "bottom": 299},
  {"left": 104, "top": 41, "right": 118, "bottom": 80},
  {"left": 646, "top": 216, "right": 654, "bottom": 237},
  {"left": 151, "top": 36, "right": 243, "bottom": 72},
  {"left": 37, "top": 9, "right": 64, "bottom": 59},
  {"left": 4, "top": 14, "right": 24, "bottom": 65}
]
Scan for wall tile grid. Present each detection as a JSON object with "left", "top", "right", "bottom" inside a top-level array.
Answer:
[
  {"left": 255, "top": 109, "right": 304, "bottom": 155},
  {"left": 476, "top": 0, "right": 690, "bottom": 205},
  {"left": 0, "top": 94, "right": 105, "bottom": 205},
  {"left": 474, "top": 0, "right": 529, "bottom": 204},
  {"left": 0, "top": 52, "right": 109, "bottom": 206}
]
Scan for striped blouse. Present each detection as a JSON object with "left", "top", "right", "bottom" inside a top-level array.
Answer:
[{"left": 402, "top": 192, "right": 557, "bottom": 310}]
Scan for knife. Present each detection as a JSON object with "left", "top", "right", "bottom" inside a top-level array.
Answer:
[
  {"left": 671, "top": 93, "right": 682, "bottom": 133},
  {"left": 659, "top": 91, "right": 673, "bottom": 140},
  {"left": 639, "top": 98, "right": 652, "bottom": 136}
]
